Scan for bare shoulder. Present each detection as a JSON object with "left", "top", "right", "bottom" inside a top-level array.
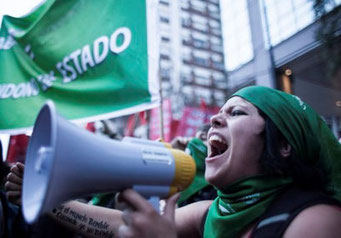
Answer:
[
  {"left": 284, "top": 204, "right": 341, "bottom": 238},
  {"left": 175, "top": 200, "right": 213, "bottom": 238}
]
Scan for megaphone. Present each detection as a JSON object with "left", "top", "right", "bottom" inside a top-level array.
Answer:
[{"left": 22, "top": 101, "right": 195, "bottom": 224}]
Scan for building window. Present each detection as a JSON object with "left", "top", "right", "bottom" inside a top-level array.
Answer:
[
  {"left": 161, "top": 68, "right": 171, "bottom": 78},
  {"left": 160, "top": 22, "right": 170, "bottom": 33},
  {"left": 182, "top": 46, "right": 192, "bottom": 61},
  {"left": 193, "top": 57, "right": 210, "bottom": 67},
  {"left": 181, "top": 0, "right": 190, "bottom": 10},
  {"left": 191, "top": 0, "right": 207, "bottom": 13},
  {"left": 214, "top": 90, "right": 226, "bottom": 106},
  {"left": 183, "top": 86, "right": 194, "bottom": 99},
  {"left": 161, "top": 36, "right": 170, "bottom": 42},
  {"left": 193, "top": 21, "right": 208, "bottom": 32},
  {"left": 213, "top": 71, "right": 227, "bottom": 89},
  {"left": 195, "top": 76, "right": 211, "bottom": 86},
  {"left": 182, "top": 29, "right": 191, "bottom": 43},
  {"left": 181, "top": 11, "right": 191, "bottom": 27},
  {"left": 181, "top": 65, "right": 193, "bottom": 83},
  {"left": 159, "top": 4, "right": 169, "bottom": 17},
  {"left": 208, "top": 3, "right": 219, "bottom": 15},
  {"left": 261, "top": 0, "right": 338, "bottom": 46},
  {"left": 160, "top": 59, "right": 172, "bottom": 69},
  {"left": 195, "top": 87, "right": 212, "bottom": 104},
  {"left": 162, "top": 82, "right": 172, "bottom": 93},
  {"left": 160, "top": 43, "right": 171, "bottom": 59},
  {"left": 192, "top": 31, "right": 209, "bottom": 48},
  {"left": 194, "top": 66, "right": 211, "bottom": 77},
  {"left": 193, "top": 49, "right": 210, "bottom": 67},
  {"left": 160, "top": 16, "right": 170, "bottom": 23},
  {"left": 192, "top": 14, "right": 208, "bottom": 32},
  {"left": 211, "top": 27, "right": 221, "bottom": 36},
  {"left": 210, "top": 36, "right": 223, "bottom": 52},
  {"left": 220, "top": 0, "right": 253, "bottom": 70},
  {"left": 209, "top": 19, "right": 220, "bottom": 29},
  {"left": 263, "top": 0, "right": 314, "bottom": 45},
  {"left": 211, "top": 53, "right": 222, "bottom": 62},
  {"left": 160, "top": 0, "right": 169, "bottom": 5}
]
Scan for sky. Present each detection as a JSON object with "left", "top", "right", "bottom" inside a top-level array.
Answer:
[{"left": 0, "top": 0, "right": 45, "bottom": 26}]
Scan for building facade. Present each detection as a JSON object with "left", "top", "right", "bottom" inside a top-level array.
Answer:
[
  {"left": 221, "top": 0, "right": 341, "bottom": 138},
  {"left": 158, "top": 0, "right": 228, "bottom": 119}
]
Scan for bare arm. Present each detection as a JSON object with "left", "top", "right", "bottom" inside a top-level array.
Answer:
[
  {"left": 48, "top": 200, "right": 124, "bottom": 238},
  {"left": 118, "top": 189, "right": 212, "bottom": 238},
  {"left": 5, "top": 163, "right": 124, "bottom": 237},
  {"left": 284, "top": 204, "right": 341, "bottom": 238},
  {"left": 50, "top": 190, "right": 211, "bottom": 238},
  {"left": 175, "top": 200, "right": 212, "bottom": 238}
]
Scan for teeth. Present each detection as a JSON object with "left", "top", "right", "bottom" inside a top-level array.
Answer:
[{"left": 209, "top": 134, "right": 226, "bottom": 145}]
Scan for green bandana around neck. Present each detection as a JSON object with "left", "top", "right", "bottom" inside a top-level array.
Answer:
[
  {"left": 232, "top": 86, "right": 341, "bottom": 200},
  {"left": 178, "top": 138, "right": 210, "bottom": 204},
  {"left": 204, "top": 175, "right": 292, "bottom": 238}
]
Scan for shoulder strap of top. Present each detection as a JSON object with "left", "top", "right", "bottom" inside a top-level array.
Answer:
[
  {"left": 251, "top": 187, "right": 340, "bottom": 238},
  {"left": 200, "top": 207, "right": 209, "bottom": 238}
]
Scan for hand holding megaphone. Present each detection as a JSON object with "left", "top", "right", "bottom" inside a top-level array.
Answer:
[
  {"left": 118, "top": 189, "right": 179, "bottom": 238},
  {"left": 5, "top": 162, "right": 25, "bottom": 206},
  {"left": 22, "top": 101, "right": 196, "bottom": 224}
]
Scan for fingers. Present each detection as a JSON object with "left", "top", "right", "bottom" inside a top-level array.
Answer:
[
  {"left": 16, "top": 162, "right": 25, "bottom": 173},
  {"left": 6, "top": 190, "right": 21, "bottom": 198},
  {"left": 119, "top": 190, "right": 178, "bottom": 238},
  {"left": 6, "top": 172, "right": 22, "bottom": 185},
  {"left": 5, "top": 163, "right": 24, "bottom": 207},
  {"left": 6, "top": 191, "right": 22, "bottom": 206},
  {"left": 121, "top": 209, "right": 133, "bottom": 226},
  {"left": 8, "top": 163, "right": 24, "bottom": 185},
  {"left": 120, "top": 208, "right": 143, "bottom": 238},
  {"left": 163, "top": 193, "right": 180, "bottom": 222},
  {"left": 120, "top": 189, "right": 153, "bottom": 212},
  {"left": 5, "top": 181, "right": 21, "bottom": 191},
  {"left": 10, "top": 163, "right": 24, "bottom": 176},
  {"left": 118, "top": 224, "right": 135, "bottom": 238}
]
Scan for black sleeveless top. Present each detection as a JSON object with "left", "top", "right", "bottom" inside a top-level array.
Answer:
[{"left": 200, "top": 186, "right": 340, "bottom": 238}]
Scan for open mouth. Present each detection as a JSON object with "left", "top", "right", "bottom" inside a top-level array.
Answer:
[{"left": 208, "top": 134, "right": 228, "bottom": 158}]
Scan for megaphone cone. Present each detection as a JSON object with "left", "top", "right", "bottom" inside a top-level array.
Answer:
[{"left": 23, "top": 101, "right": 196, "bottom": 223}]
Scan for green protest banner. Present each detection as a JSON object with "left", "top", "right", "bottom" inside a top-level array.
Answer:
[{"left": 0, "top": 0, "right": 160, "bottom": 134}]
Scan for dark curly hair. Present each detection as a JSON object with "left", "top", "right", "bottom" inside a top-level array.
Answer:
[{"left": 259, "top": 113, "right": 329, "bottom": 191}]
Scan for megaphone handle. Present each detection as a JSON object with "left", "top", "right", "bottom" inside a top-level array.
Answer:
[{"left": 148, "top": 196, "right": 160, "bottom": 213}]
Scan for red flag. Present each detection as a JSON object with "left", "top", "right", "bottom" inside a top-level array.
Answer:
[
  {"left": 124, "top": 114, "right": 136, "bottom": 136},
  {"left": 139, "top": 111, "right": 147, "bottom": 125},
  {"left": 200, "top": 98, "right": 207, "bottom": 111},
  {"left": 85, "top": 122, "right": 96, "bottom": 133},
  {"left": 6, "top": 134, "right": 30, "bottom": 164}
]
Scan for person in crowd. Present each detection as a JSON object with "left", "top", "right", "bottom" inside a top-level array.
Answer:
[
  {"left": 6, "top": 86, "right": 341, "bottom": 237},
  {"left": 171, "top": 123, "right": 210, "bottom": 150},
  {"left": 0, "top": 140, "right": 29, "bottom": 238},
  {"left": 4, "top": 148, "right": 76, "bottom": 237},
  {"left": 171, "top": 124, "right": 217, "bottom": 207}
]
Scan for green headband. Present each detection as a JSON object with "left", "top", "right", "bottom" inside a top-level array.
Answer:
[{"left": 232, "top": 86, "right": 341, "bottom": 200}]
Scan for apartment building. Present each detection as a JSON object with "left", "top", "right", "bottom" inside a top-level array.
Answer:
[{"left": 158, "top": 0, "right": 228, "bottom": 118}]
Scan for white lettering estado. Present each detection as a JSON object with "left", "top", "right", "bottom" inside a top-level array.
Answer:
[{"left": 55, "top": 27, "right": 132, "bottom": 84}]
